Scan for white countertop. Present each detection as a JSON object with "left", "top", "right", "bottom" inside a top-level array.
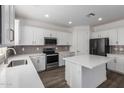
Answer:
[
  {"left": 0, "top": 53, "right": 45, "bottom": 88},
  {"left": 63, "top": 54, "right": 112, "bottom": 69}
]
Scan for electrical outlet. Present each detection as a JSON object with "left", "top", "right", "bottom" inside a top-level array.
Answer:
[
  {"left": 119, "top": 48, "right": 124, "bottom": 51},
  {"left": 37, "top": 47, "right": 39, "bottom": 51},
  {"left": 56, "top": 47, "right": 58, "bottom": 50},
  {"left": 114, "top": 47, "right": 118, "bottom": 51},
  {"left": 22, "top": 47, "right": 25, "bottom": 51}
]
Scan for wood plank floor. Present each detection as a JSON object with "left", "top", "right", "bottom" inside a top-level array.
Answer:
[{"left": 38, "top": 66, "right": 124, "bottom": 88}]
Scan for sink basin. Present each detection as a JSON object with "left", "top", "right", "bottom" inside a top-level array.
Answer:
[{"left": 8, "top": 60, "right": 28, "bottom": 67}]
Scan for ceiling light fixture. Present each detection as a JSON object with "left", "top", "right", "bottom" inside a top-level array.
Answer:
[
  {"left": 44, "top": 14, "right": 49, "bottom": 18},
  {"left": 68, "top": 21, "right": 72, "bottom": 24},
  {"left": 98, "top": 17, "right": 102, "bottom": 21}
]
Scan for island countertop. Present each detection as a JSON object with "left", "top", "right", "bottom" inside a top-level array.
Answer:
[{"left": 63, "top": 54, "right": 113, "bottom": 69}]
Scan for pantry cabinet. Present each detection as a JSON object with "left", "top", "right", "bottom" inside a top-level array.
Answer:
[
  {"left": 71, "top": 27, "right": 89, "bottom": 55},
  {"left": 2, "top": 5, "right": 15, "bottom": 46}
]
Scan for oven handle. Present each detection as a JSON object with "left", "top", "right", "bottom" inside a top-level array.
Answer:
[{"left": 46, "top": 54, "right": 58, "bottom": 56}]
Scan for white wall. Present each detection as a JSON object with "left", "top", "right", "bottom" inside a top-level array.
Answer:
[{"left": 93, "top": 19, "right": 124, "bottom": 31}]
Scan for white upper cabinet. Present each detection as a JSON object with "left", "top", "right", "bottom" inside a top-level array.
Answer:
[
  {"left": 15, "top": 19, "right": 21, "bottom": 45},
  {"left": 20, "top": 26, "right": 44, "bottom": 45},
  {"left": 117, "top": 27, "right": 124, "bottom": 45},
  {"left": 107, "top": 29, "right": 118, "bottom": 45},
  {"left": 91, "top": 29, "right": 118, "bottom": 45},
  {"left": 91, "top": 30, "right": 109, "bottom": 39},
  {"left": 18, "top": 24, "right": 72, "bottom": 46},
  {"left": 43, "top": 30, "right": 57, "bottom": 38},
  {"left": 2, "top": 5, "right": 15, "bottom": 46},
  {"left": 20, "top": 26, "right": 34, "bottom": 45},
  {"left": 57, "top": 31, "right": 72, "bottom": 45},
  {"left": 91, "top": 28, "right": 124, "bottom": 45}
]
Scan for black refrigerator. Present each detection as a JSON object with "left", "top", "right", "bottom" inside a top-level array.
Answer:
[{"left": 90, "top": 38, "right": 109, "bottom": 56}]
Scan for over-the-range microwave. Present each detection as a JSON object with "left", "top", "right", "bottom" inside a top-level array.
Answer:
[{"left": 44, "top": 37, "right": 57, "bottom": 45}]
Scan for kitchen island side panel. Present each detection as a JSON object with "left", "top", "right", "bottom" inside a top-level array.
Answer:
[{"left": 65, "top": 61, "right": 106, "bottom": 88}]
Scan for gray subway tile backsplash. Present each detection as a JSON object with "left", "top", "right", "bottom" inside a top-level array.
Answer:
[
  {"left": 9, "top": 45, "right": 70, "bottom": 55},
  {"left": 110, "top": 45, "right": 124, "bottom": 54}
]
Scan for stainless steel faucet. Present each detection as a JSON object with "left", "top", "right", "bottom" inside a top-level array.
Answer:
[{"left": 4, "top": 48, "right": 17, "bottom": 64}]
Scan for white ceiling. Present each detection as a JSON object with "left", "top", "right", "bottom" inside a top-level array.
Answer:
[{"left": 15, "top": 5, "right": 124, "bottom": 27}]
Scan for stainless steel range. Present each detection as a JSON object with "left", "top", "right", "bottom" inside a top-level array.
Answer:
[{"left": 43, "top": 48, "right": 59, "bottom": 69}]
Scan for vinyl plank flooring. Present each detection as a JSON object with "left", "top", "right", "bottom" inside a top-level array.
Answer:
[
  {"left": 38, "top": 66, "right": 69, "bottom": 88},
  {"left": 38, "top": 67, "right": 124, "bottom": 88}
]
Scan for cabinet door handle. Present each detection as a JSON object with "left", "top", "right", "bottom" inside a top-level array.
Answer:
[{"left": 9, "top": 28, "right": 14, "bottom": 42}]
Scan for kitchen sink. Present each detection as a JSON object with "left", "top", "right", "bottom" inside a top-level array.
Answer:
[{"left": 8, "top": 60, "right": 28, "bottom": 67}]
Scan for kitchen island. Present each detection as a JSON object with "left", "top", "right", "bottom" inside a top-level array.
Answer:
[{"left": 63, "top": 55, "right": 112, "bottom": 88}]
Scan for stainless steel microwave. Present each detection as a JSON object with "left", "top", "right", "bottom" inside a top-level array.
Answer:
[{"left": 44, "top": 37, "right": 57, "bottom": 45}]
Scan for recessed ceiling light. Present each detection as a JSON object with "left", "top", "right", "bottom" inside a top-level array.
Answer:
[
  {"left": 68, "top": 21, "right": 72, "bottom": 24},
  {"left": 44, "top": 14, "right": 49, "bottom": 18},
  {"left": 98, "top": 17, "right": 102, "bottom": 21}
]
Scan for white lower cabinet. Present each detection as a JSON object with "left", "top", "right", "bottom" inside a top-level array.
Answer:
[
  {"left": 30, "top": 55, "right": 46, "bottom": 72},
  {"left": 116, "top": 58, "right": 124, "bottom": 73},
  {"left": 107, "top": 59, "right": 116, "bottom": 71},
  {"left": 107, "top": 54, "right": 124, "bottom": 74},
  {"left": 59, "top": 52, "right": 75, "bottom": 66}
]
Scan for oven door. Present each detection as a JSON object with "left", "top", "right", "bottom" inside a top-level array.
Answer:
[{"left": 46, "top": 54, "right": 58, "bottom": 64}]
